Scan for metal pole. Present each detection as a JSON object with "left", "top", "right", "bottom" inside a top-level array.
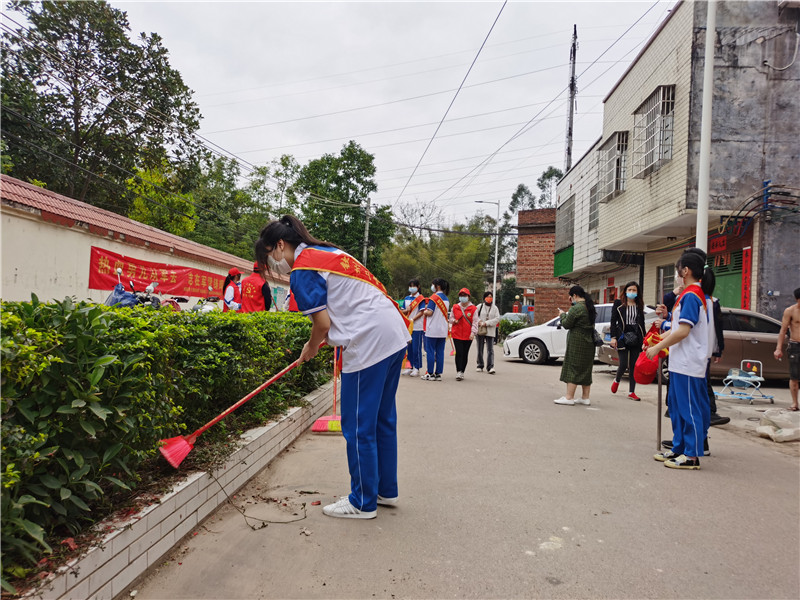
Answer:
[
  {"left": 695, "top": 0, "right": 717, "bottom": 253},
  {"left": 362, "top": 196, "right": 371, "bottom": 266},
  {"left": 565, "top": 24, "right": 578, "bottom": 172},
  {"left": 657, "top": 356, "right": 663, "bottom": 451},
  {"left": 492, "top": 201, "right": 500, "bottom": 298}
]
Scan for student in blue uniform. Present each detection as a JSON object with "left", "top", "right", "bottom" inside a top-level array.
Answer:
[
  {"left": 256, "top": 215, "right": 411, "bottom": 518},
  {"left": 421, "top": 278, "right": 450, "bottom": 381},
  {"left": 647, "top": 248, "right": 716, "bottom": 470},
  {"left": 401, "top": 278, "right": 425, "bottom": 377}
]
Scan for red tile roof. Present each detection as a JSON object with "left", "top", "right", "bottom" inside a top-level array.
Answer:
[{"left": 1, "top": 174, "right": 283, "bottom": 279}]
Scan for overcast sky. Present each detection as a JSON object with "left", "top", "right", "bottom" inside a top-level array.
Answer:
[{"left": 111, "top": 0, "right": 678, "bottom": 225}]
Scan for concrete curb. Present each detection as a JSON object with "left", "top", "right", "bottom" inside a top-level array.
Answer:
[{"left": 26, "top": 381, "right": 335, "bottom": 600}]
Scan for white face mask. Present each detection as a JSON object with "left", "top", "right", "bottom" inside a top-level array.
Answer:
[
  {"left": 431, "top": 285, "right": 436, "bottom": 293},
  {"left": 409, "top": 287, "right": 418, "bottom": 294},
  {"left": 268, "top": 247, "right": 291, "bottom": 275},
  {"left": 459, "top": 296, "right": 469, "bottom": 304}
]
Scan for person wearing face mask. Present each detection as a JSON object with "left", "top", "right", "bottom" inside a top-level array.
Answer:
[
  {"left": 449, "top": 288, "right": 478, "bottom": 381},
  {"left": 400, "top": 278, "right": 426, "bottom": 377},
  {"left": 554, "top": 285, "right": 597, "bottom": 406},
  {"left": 647, "top": 247, "right": 716, "bottom": 470},
  {"left": 421, "top": 278, "right": 450, "bottom": 381},
  {"left": 609, "top": 281, "right": 646, "bottom": 401},
  {"left": 475, "top": 291, "right": 500, "bottom": 374},
  {"left": 222, "top": 267, "right": 243, "bottom": 312},
  {"left": 255, "top": 215, "right": 411, "bottom": 518}
]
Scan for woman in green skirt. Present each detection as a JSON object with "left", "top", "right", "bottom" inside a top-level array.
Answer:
[{"left": 554, "top": 285, "right": 597, "bottom": 406}]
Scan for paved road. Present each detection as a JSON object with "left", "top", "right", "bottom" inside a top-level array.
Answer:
[{"left": 137, "top": 347, "right": 800, "bottom": 599}]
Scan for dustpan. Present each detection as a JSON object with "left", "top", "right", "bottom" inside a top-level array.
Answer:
[{"left": 312, "top": 347, "right": 342, "bottom": 433}]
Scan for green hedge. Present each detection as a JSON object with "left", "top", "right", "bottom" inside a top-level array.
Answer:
[
  {"left": 0, "top": 296, "right": 331, "bottom": 591},
  {"left": 497, "top": 318, "right": 530, "bottom": 342}
]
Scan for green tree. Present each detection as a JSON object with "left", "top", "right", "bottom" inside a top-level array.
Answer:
[
  {"left": 294, "top": 141, "right": 393, "bottom": 283},
  {"left": 384, "top": 215, "right": 492, "bottom": 301},
  {"left": 536, "top": 166, "right": 563, "bottom": 208},
  {"left": 126, "top": 160, "right": 196, "bottom": 237},
  {"left": 1, "top": 0, "right": 202, "bottom": 212},
  {"left": 0, "top": 140, "right": 14, "bottom": 174},
  {"left": 246, "top": 154, "right": 301, "bottom": 218},
  {"left": 498, "top": 276, "right": 524, "bottom": 314}
]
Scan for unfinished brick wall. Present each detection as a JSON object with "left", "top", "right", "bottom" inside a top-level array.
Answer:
[{"left": 517, "top": 209, "right": 568, "bottom": 325}]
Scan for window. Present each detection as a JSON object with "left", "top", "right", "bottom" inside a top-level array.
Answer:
[
  {"left": 598, "top": 132, "right": 628, "bottom": 202},
  {"left": 555, "top": 194, "right": 575, "bottom": 251},
  {"left": 733, "top": 315, "right": 780, "bottom": 335},
  {"left": 720, "top": 313, "right": 740, "bottom": 331},
  {"left": 595, "top": 305, "right": 611, "bottom": 324},
  {"left": 588, "top": 185, "right": 599, "bottom": 231},
  {"left": 655, "top": 264, "right": 675, "bottom": 305},
  {"left": 632, "top": 85, "right": 675, "bottom": 178}
]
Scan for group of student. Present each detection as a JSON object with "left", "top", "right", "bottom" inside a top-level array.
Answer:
[{"left": 399, "top": 278, "right": 500, "bottom": 382}]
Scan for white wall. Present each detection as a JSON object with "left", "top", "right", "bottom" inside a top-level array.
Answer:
[{"left": 1, "top": 208, "right": 287, "bottom": 306}]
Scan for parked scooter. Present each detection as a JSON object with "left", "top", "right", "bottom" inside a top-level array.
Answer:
[
  {"left": 105, "top": 268, "right": 160, "bottom": 308},
  {"left": 161, "top": 296, "right": 189, "bottom": 312},
  {"left": 191, "top": 286, "right": 221, "bottom": 314}
]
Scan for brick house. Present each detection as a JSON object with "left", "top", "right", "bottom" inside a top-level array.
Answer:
[{"left": 515, "top": 208, "right": 567, "bottom": 325}]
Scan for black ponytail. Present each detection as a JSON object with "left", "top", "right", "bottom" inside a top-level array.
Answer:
[
  {"left": 432, "top": 277, "right": 449, "bottom": 296},
  {"left": 255, "top": 215, "right": 337, "bottom": 272},
  {"left": 677, "top": 248, "right": 716, "bottom": 297},
  {"left": 569, "top": 284, "right": 596, "bottom": 324}
]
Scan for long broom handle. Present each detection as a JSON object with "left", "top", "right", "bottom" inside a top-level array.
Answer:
[{"left": 189, "top": 342, "right": 325, "bottom": 439}]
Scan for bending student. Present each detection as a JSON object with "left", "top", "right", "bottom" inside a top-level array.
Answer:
[{"left": 256, "top": 215, "right": 411, "bottom": 519}]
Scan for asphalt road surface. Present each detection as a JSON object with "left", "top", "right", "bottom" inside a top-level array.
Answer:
[{"left": 135, "top": 347, "right": 800, "bottom": 599}]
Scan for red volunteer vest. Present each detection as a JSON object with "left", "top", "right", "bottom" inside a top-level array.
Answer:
[
  {"left": 451, "top": 304, "right": 477, "bottom": 340},
  {"left": 240, "top": 273, "right": 267, "bottom": 313},
  {"left": 222, "top": 282, "right": 242, "bottom": 312}
]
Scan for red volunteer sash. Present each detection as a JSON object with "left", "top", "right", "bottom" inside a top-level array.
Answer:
[
  {"left": 407, "top": 294, "right": 425, "bottom": 314},
  {"left": 293, "top": 247, "right": 412, "bottom": 333},
  {"left": 429, "top": 293, "right": 449, "bottom": 322},
  {"left": 676, "top": 284, "right": 707, "bottom": 313}
]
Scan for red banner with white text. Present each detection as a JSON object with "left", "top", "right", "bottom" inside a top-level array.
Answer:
[{"left": 88, "top": 246, "right": 225, "bottom": 296}]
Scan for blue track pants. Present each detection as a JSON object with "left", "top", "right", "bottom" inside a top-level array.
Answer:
[
  {"left": 425, "top": 336, "right": 446, "bottom": 375},
  {"left": 340, "top": 347, "right": 406, "bottom": 512},
  {"left": 409, "top": 330, "right": 424, "bottom": 369},
  {"left": 667, "top": 371, "right": 709, "bottom": 459}
]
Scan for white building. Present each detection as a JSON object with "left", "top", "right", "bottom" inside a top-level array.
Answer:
[{"left": 554, "top": 0, "right": 800, "bottom": 317}]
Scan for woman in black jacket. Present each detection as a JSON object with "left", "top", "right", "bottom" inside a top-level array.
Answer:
[{"left": 610, "top": 281, "right": 646, "bottom": 400}]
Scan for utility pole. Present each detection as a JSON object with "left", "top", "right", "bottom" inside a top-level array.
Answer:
[
  {"left": 696, "top": 0, "right": 716, "bottom": 253},
  {"left": 362, "top": 196, "right": 371, "bottom": 266},
  {"left": 564, "top": 24, "right": 578, "bottom": 173}
]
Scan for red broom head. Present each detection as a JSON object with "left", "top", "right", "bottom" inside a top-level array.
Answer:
[
  {"left": 159, "top": 435, "right": 194, "bottom": 469},
  {"left": 311, "top": 415, "right": 342, "bottom": 434}
]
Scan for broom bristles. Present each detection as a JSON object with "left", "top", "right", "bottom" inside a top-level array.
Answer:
[
  {"left": 311, "top": 415, "right": 342, "bottom": 433},
  {"left": 159, "top": 436, "right": 194, "bottom": 469}
]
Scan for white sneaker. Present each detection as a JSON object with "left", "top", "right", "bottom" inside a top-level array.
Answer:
[
  {"left": 401, "top": 368, "right": 411, "bottom": 376},
  {"left": 322, "top": 497, "right": 376, "bottom": 519},
  {"left": 574, "top": 398, "right": 591, "bottom": 405},
  {"left": 476, "top": 367, "right": 483, "bottom": 373},
  {"left": 421, "top": 373, "right": 434, "bottom": 381},
  {"left": 409, "top": 368, "right": 419, "bottom": 377},
  {"left": 554, "top": 397, "right": 575, "bottom": 405},
  {"left": 455, "top": 372, "right": 464, "bottom": 381},
  {"left": 377, "top": 495, "right": 398, "bottom": 506},
  {"left": 487, "top": 367, "right": 495, "bottom": 374}
]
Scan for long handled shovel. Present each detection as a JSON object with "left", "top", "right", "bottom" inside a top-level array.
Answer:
[
  {"left": 159, "top": 345, "right": 322, "bottom": 468},
  {"left": 657, "top": 356, "right": 663, "bottom": 451}
]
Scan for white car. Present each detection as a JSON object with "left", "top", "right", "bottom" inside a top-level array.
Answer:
[{"left": 503, "top": 303, "right": 655, "bottom": 364}]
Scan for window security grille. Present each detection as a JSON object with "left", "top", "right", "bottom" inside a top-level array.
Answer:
[
  {"left": 555, "top": 194, "right": 575, "bottom": 251},
  {"left": 598, "top": 132, "right": 629, "bottom": 203},
  {"left": 632, "top": 85, "right": 675, "bottom": 178},
  {"left": 588, "top": 185, "right": 599, "bottom": 230}
]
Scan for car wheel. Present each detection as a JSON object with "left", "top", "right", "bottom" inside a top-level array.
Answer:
[{"left": 521, "top": 339, "right": 548, "bottom": 364}]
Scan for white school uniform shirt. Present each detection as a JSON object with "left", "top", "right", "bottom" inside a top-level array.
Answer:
[
  {"left": 668, "top": 283, "right": 715, "bottom": 379},
  {"left": 424, "top": 292, "right": 450, "bottom": 338},
  {"left": 290, "top": 243, "right": 410, "bottom": 373},
  {"left": 403, "top": 293, "right": 424, "bottom": 332}
]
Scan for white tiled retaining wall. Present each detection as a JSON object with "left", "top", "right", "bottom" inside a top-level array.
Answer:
[{"left": 26, "top": 381, "right": 335, "bottom": 600}]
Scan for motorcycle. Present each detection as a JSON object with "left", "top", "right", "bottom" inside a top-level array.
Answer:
[
  {"left": 161, "top": 296, "right": 189, "bottom": 312},
  {"left": 105, "top": 268, "right": 160, "bottom": 309},
  {"left": 191, "top": 286, "right": 221, "bottom": 314}
]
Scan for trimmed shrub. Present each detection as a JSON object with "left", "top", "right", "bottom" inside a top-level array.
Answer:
[{"left": 1, "top": 296, "right": 331, "bottom": 590}]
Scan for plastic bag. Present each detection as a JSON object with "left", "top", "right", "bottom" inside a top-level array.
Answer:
[
  {"left": 105, "top": 283, "right": 138, "bottom": 307},
  {"left": 634, "top": 352, "right": 659, "bottom": 385},
  {"left": 756, "top": 409, "right": 800, "bottom": 443}
]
